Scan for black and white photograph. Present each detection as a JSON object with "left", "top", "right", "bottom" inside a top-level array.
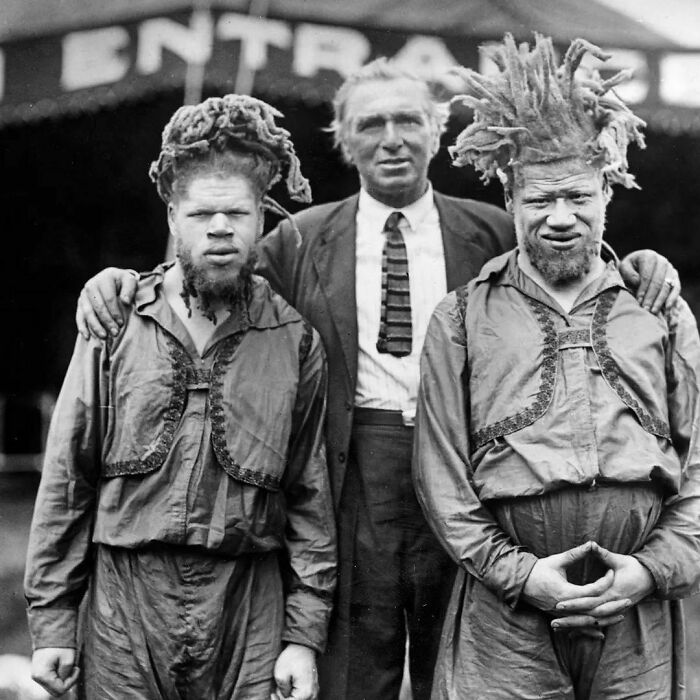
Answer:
[{"left": 2, "top": 1, "right": 700, "bottom": 698}]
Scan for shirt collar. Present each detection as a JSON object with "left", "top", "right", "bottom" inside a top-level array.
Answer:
[
  {"left": 357, "top": 183, "right": 434, "bottom": 232},
  {"left": 134, "top": 263, "right": 301, "bottom": 333},
  {"left": 475, "top": 249, "right": 630, "bottom": 306}
]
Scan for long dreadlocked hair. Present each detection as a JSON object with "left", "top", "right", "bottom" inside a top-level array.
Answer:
[
  {"left": 149, "top": 94, "right": 312, "bottom": 208},
  {"left": 449, "top": 34, "right": 646, "bottom": 192}
]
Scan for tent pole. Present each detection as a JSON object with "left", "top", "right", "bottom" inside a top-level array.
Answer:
[{"left": 234, "top": 0, "right": 270, "bottom": 95}]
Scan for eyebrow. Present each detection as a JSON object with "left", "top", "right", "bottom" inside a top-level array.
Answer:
[{"left": 355, "top": 110, "right": 425, "bottom": 125}]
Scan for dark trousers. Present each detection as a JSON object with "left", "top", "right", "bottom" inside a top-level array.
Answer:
[
  {"left": 80, "top": 545, "right": 282, "bottom": 699},
  {"left": 320, "top": 418, "right": 455, "bottom": 700}
]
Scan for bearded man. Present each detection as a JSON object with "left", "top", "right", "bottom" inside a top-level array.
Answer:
[
  {"left": 415, "top": 35, "right": 700, "bottom": 699},
  {"left": 24, "top": 95, "right": 336, "bottom": 700}
]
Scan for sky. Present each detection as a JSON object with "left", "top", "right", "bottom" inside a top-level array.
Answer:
[{"left": 597, "top": 0, "right": 700, "bottom": 48}]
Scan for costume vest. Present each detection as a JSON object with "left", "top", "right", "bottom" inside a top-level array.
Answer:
[
  {"left": 461, "top": 282, "right": 673, "bottom": 455},
  {"left": 98, "top": 296, "right": 312, "bottom": 492}
]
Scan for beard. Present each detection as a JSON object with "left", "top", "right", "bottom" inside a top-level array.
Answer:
[
  {"left": 176, "top": 240, "right": 257, "bottom": 324},
  {"left": 524, "top": 236, "right": 599, "bottom": 287}
]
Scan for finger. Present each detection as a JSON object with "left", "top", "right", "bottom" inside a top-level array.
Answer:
[
  {"left": 550, "top": 541, "right": 593, "bottom": 567},
  {"left": 665, "top": 282, "right": 681, "bottom": 312},
  {"left": 119, "top": 272, "right": 139, "bottom": 305},
  {"left": 78, "top": 293, "right": 108, "bottom": 340},
  {"left": 618, "top": 256, "right": 641, "bottom": 294},
  {"left": 552, "top": 613, "right": 625, "bottom": 629},
  {"left": 649, "top": 261, "right": 675, "bottom": 314},
  {"left": 638, "top": 257, "right": 662, "bottom": 310},
  {"left": 84, "top": 284, "right": 122, "bottom": 335},
  {"left": 75, "top": 299, "right": 91, "bottom": 341},
  {"left": 83, "top": 287, "right": 120, "bottom": 337},
  {"left": 275, "top": 674, "right": 292, "bottom": 698},
  {"left": 557, "top": 595, "right": 630, "bottom": 616},
  {"left": 589, "top": 542, "right": 621, "bottom": 568},
  {"left": 60, "top": 664, "right": 80, "bottom": 689},
  {"left": 33, "top": 674, "right": 64, "bottom": 698},
  {"left": 559, "top": 569, "right": 614, "bottom": 600}
]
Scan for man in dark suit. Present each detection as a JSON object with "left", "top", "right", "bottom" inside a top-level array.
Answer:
[{"left": 76, "top": 58, "right": 678, "bottom": 700}]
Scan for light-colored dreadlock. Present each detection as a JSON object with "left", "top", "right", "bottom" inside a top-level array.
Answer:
[
  {"left": 449, "top": 34, "right": 646, "bottom": 191},
  {"left": 149, "top": 94, "right": 311, "bottom": 216}
]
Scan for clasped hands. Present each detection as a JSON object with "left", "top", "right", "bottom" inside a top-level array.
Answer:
[{"left": 521, "top": 541, "right": 656, "bottom": 639}]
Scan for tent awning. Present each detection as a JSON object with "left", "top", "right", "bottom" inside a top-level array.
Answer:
[{"left": 2, "top": 1, "right": 699, "bottom": 132}]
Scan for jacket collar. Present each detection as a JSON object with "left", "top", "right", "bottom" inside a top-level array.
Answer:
[
  {"left": 474, "top": 249, "right": 630, "bottom": 310},
  {"left": 135, "top": 263, "right": 301, "bottom": 333}
]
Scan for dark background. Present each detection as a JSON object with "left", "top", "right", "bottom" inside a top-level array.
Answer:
[{"left": 2, "top": 87, "right": 700, "bottom": 449}]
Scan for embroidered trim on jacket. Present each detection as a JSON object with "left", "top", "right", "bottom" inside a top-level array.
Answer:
[
  {"left": 558, "top": 329, "right": 590, "bottom": 347},
  {"left": 592, "top": 289, "right": 671, "bottom": 440},
  {"left": 472, "top": 297, "right": 558, "bottom": 449},
  {"left": 209, "top": 332, "right": 283, "bottom": 491},
  {"left": 103, "top": 334, "right": 189, "bottom": 477}
]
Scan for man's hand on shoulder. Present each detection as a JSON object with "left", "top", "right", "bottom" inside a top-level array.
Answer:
[
  {"left": 76, "top": 267, "right": 138, "bottom": 340},
  {"left": 272, "top": 643, "right": 318, "bottom": 700},
  {"left": 619, "top": 249, "right": 681, "bottom": 314},
  {"left": 31, "top": 647, "right": 79, "bottom": 697}
]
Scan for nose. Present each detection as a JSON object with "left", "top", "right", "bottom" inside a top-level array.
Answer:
[
  {"left": 380, "top": 120, "right": 402, "bottom": 149},
  {"left": 546, "top": 199, "right": 576, "bottom": 229},
  {"left": 207, "top": 212, "right": 233, "bottom": 237}
]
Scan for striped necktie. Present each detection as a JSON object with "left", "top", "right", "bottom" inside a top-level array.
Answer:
[{"left": 376, "top": 211, "right": 412, "bottom": 357}]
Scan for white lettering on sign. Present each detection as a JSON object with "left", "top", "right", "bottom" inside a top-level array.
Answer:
[
  {"left": 293, "top": 24, "right": 370, "bottom": 78},
  {"left": 393, "top": 36, "right": 458, "bottom": 81},
  {"left": 217, "top": 14, "right": 292, "bottom": 71},
  {"left": 61, "top": 26, "right": 130, "bottom": 91},
  {"left": 137, "top": 11, "right": 213, "bottom": 74}
]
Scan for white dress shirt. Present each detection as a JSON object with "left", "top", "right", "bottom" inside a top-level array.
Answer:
[{"left": 354, "top": 185, "right": 447, "bottom": 421}]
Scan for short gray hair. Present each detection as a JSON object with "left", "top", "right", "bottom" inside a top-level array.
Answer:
[{"left": 329, "top": 57, "right": 449, "bottom": 164}]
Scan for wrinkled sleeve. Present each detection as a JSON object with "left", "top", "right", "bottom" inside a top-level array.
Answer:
[
  {"left": 280, "top": 326, "right": 337, "bottom": 653},
  {"left": 24, "top": 334, "right": 106, "bottom": 648},
  {"left": 633, "top": 299, "right": 700, "bottom": 599},
  {"left": 413, "top": 292, "right": 538, "bottom": 609}
]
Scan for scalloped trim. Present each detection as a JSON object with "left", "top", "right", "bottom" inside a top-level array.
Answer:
[
  {"left": 209, "top": 331, "right": 282, "bottom": 491},
  {"left": 592, "top": 289, "right": 671, "bottom": 440},
  {"left": 103, "top": 333, "right": 189, "bottom": 477},
  {"left": 472, "top": 297, "right": 558, "bottom": 450}
]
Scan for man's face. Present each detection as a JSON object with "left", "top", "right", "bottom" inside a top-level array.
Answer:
[
  {"left": 342, "top": 78, "right": 440, "bottom": 208},
  {"left": 168, "top": 170, "right": 262, "bottom": 301},
  {"left": 509, "top": 158, "right": 608, "bottom": 286}
]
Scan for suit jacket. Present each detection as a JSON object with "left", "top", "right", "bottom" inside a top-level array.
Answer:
[{"left": 257, "top": 191, "right": 515, "bottom": 509}]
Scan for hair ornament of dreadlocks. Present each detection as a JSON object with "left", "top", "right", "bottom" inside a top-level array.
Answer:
[
  {"left": 448, "top": 33, "right": 646, "bottom": 191},
  {"left": 149, "top": 94, "right": 312, "bottom": 205}
]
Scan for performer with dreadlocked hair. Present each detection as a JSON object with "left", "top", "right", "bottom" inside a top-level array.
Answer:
[
  {"left": 25, "top": 94, "right": 335, "bottom": 699},
  {"left": 415, "top": 34, "right": 700, "bottom": 699}
]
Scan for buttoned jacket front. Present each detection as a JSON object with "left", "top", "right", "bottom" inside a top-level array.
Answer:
[{"left": 257, "top": 191, "right": 515, "bottom": 507}]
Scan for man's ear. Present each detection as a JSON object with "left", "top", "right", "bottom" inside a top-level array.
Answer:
[
  {"left": 503, "top": 188, "right": 514, "bottom": 215},
  {"left": 167, "top": 202, "right": 176, "bottom": 236}
]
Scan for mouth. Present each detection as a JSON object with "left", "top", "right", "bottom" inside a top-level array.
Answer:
[
  {"left": 541, "top": 233, "right": 581, "bottom": 250},
  {"left": 204, "top": 247, "right": 239, "bottom": 265},
  {"left": 378, "top": 157, "right": 410, "bottom": 169}
]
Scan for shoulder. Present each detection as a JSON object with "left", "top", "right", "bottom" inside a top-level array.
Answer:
[
  {"left": 271, "top": 195, "right": 358, "bottom": 245},
  {"left": 434, "top": 191, "right": 511, "bottom": 227}
]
